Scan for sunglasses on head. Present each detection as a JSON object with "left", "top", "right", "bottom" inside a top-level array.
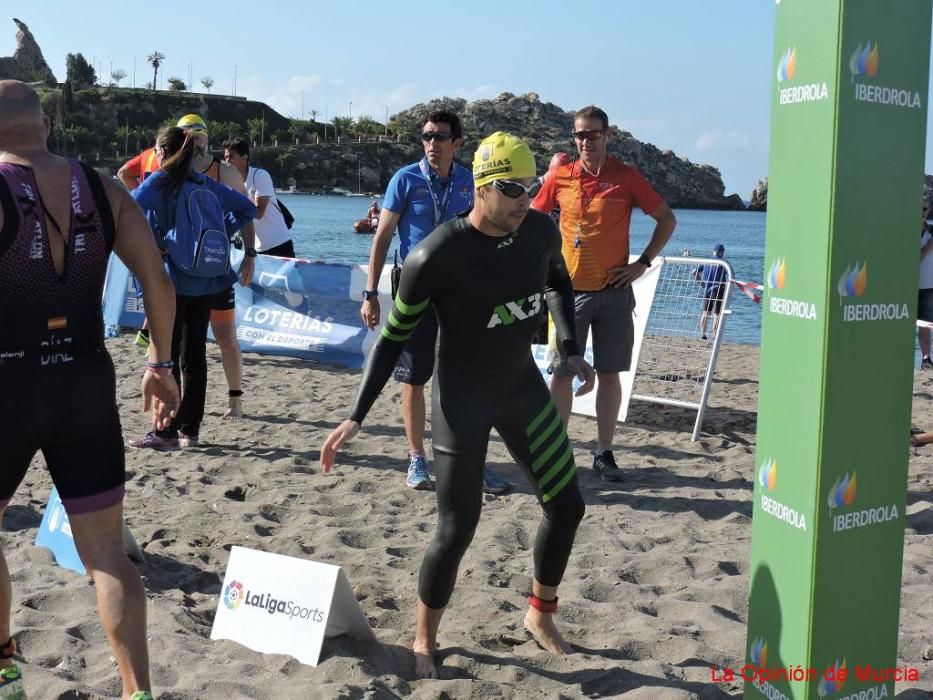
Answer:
[
  {"left": 492, "top": 178, "right": 542, "bottom": 199},
  {"left": 572, "top": 129, "right": 605, "bottom": 141},
  {"left": 421, "top": 131, "right": 453, "bottom": 142}
]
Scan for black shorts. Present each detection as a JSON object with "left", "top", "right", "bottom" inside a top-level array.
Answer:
[
  {"left": 393, "top": 306, "right": 438, "bottom": 386},
  {"left": 260, "top": 240, "right": 296, "bottom": 258},
  {"left": 0, "top": 352, "right": 125, "bottom": 515},
  {"left": 919, "top": 288, "right": 933, "bottom": 323},
  {"left": 703, "top": 285, "right": 725, "bottom": 314},
  {"left": 210, "top": 285, "right": 236, "bottom": 311}
]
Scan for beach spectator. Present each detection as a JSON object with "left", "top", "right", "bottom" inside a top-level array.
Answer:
[
  {"left": 693, "top": 243, "right": 728, "bottom": 340},
  {"left": 129, "top": 126, "right": 256, "bottom": 451},
  {"left": 117, "top": 143, "right": 159, "bottom": 191},
  {"left": 359, "top": 110, "right": 510, "bottom": 494},
  {"left": 322, "top": 132, "right": 594, "bottom": 680},
  {"left": 532, "top": 105, "right": 676, "bottom": 482},
  {"left": 918, "top": 200, "right": 933, "bottom": 369},
  {"left": 178, "top": 114, "right": 257, "bottom": 419},
  {"left": 0, "top": 80, "right": 178, "bottom": 700},
  {"left": 223, "top": 136, "right": 296, "bottom": 258}
]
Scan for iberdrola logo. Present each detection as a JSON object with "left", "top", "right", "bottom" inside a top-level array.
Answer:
[
  {"left": 750, "top": 637, "right": 768, "bottom": 667},
  {"left": 827, "top": 472, "right": 857, "bottom": 509},
  {"left": 837, "top": 262, "right": 867, "bottom": 298},
  {"left": 223, "top": 580, "right": 245, "bottom": 609},
  {"left": 849, "top": 42, "right": 879, "bottom": 78},
  {"left": 777, "top": 47, "right": 797, "bottom": 82},
  {"left": 758, "top": 458, "right": 777, "bottom": 492},
  {"left": 817, "top": 659, "right": 848, "bottom": 697},
  {"left": 768, "top": 258, "right": 786, "bottom": 290}
]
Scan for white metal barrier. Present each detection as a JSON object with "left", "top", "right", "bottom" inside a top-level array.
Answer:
[{"left": 629, "top": 256, "right": 734, "bottom": 441}]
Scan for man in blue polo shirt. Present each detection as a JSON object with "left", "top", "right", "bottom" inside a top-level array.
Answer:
[
  {"left": 360, "top": 110, "right": 510, "bottom": 494},
  {"left": 694, "top": 243, "right": 728, "bottom": 340}
]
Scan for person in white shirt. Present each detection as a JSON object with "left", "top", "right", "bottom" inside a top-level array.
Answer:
[
  {"left": 223, "top": 136, "right": 296, "bottom": 258},
  {"left": 918, "top": 199, "right": 933, "bottom": 368}
]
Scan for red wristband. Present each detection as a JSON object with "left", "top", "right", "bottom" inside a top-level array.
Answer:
[
  {"left": 145, "top": 366, "right": 172, "bottom": 377},
  {"left": 528, "top": 595, "right": 558, "bottom": 613}
]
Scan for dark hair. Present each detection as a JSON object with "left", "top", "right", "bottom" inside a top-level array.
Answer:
[
  {"left": 574, "top": 105, "right": 609, "bottom": 131},
  {"left": 156, "top": 126, "right": 197, "bottom": 192},
  {"left": 421, "top": 110, "right": 462, "bottom": 140},
  {"left": 223, "top": 136, "right": 250, "bottom": 158}
]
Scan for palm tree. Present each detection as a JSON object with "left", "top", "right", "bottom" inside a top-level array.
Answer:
[
  {"left": 309, "top": 109, "right": 319, "bottom": 124},
  {"left": 201, "top": 76, "right": 214, "bottom": 93},
  {"left": 147, "top": 51, "right": 165, "bottom": 90}
]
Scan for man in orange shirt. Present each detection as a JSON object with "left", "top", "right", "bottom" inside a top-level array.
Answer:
[
  {"left": 117, "top": 145, "right": 159, "bottom": 191},
  {"left": 532, "top": 105, "right": 676, "bottom": 482}
]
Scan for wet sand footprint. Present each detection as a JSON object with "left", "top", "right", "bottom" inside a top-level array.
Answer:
[
  {"left": 338, "top": 530, "right": 377, "bottom": 549},
  {"left": 580, "top": 580, "right": 618, "bottom": 603}
]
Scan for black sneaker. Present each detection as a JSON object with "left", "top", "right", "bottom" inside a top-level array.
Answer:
[
  {"left": 593, "top": 450, "right": 624, "bottom": 482},
  {"left": 922, "top": 357, "right": 933, "bottom": 370}
]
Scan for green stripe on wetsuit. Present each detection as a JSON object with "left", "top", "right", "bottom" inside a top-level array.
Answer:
[
  {"left": 526, "top": 401, "right": 576, "bottom": 502},
  {"left": 381, "top": 295, "right": 430, "bottom": 342}
]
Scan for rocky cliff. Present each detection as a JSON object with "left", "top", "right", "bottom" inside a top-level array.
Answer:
[
  {"left": 749, "top": 177, "right": 768, "bottom": 211},
  {"left": 0, "top": 18, "right": 56, "bottom": 84}
]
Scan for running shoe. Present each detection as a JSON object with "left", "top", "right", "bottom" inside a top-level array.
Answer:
[
  {"left": 128, "top": 431, "right": 179, "bottom": 452},
  {"left": 0, "top": 664, "right": 26, "bottom": 700},
  {"left": 482, "top": 468, "right": 511, "bottom": 494},
  {"left": 922, "top": 356, "right": 933, "bottom": 370},
  {"left": 593, "top": 450, "right": 624, "bottom": 482},
  {"left": 178, "top": 433, "right": 199, "bottom": 448},
  {"left": 406, "top": 454, "right": 433, "bottom": 490},
  {"left": 134, "top": 330, "right": 150, "bottom": 349},
  {"left": 129, "top": 693, "right": 154, "bottom": 700}
]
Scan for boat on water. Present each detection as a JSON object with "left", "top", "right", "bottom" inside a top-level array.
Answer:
[{"left": 353, "top": 219, "right": 375, "bottom": 233}]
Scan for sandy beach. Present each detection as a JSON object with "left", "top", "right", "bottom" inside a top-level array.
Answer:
[{"left": 2, "top": 338, "right": 930, "bottom": 699}]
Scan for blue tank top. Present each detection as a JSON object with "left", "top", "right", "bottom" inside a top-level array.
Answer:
[{"left": 0, "top": 159, "right": 115, "bottom": 367}]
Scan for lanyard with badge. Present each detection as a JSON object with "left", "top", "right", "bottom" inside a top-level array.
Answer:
[
  {"left": 574, "top": 160, "right": 602, "bottom": 248},
  {"left": 418, "top": 157, "right": 455, "bottom": 228}
]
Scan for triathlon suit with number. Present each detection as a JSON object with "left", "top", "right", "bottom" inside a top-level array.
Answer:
[
  {"left": 0, "top": 160, "right": 125, "bottom": 515},
  {"left": 348, "top": 209, "right": 586, "bottom": 608}
]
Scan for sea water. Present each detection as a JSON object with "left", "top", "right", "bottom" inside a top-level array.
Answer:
[{"left": 281, "top": 194, "right": 770, "bottom": 345}]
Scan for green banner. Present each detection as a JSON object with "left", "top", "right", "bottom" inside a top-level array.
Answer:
[{"left": 747, "top": 1, "right": 930, "bottom": 698}]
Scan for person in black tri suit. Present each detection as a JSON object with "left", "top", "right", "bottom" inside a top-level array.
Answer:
[
  {"left": 0, "top": 80, "right": 178, "bottom": 700},
  {"left": 321, "top": 132, "right": 596, "bottom": 679}
]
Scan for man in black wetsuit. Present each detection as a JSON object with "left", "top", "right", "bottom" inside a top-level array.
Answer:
[
  {"left": 0, "top": 80, "right": 178, "bottom": 700},
  {"left": 321, "top": 132, "right": 595, "bottom": 679}
]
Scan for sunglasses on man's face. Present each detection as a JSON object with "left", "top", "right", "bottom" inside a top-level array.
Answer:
[
  {"left": 572, "top": 129, "right": 605, "bottom": 141},
  {"left": 421, "top": 131, "right": 453, "bottom": 142},
  {"left": 493, "top": 178, "right": 542, "bottom": 199}
]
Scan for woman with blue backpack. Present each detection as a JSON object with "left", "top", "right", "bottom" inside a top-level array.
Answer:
[{"left": 128, "top": 126, "right": 257, "bottom": 450}]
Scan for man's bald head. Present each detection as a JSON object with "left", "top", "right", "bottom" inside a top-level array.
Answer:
[{"left": 0, "top": 80, "right": 42, "bottom": 126}]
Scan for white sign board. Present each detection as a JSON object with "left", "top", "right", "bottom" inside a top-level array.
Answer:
[
  {"left": 210, "top": 546, "right": 375, "bottom": 667},
  {"left": 533, "top": 257, "right": 662, "bottom": 421}
]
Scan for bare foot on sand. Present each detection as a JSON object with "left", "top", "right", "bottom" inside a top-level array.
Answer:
[
  {"left": 523, "top": 611, "right": 574, "bottom": 654},
  {"left": 222, "top": 396, "right": 243, "bottom": 420},
  {"left": 412, "top": 641, "right": 439, "bottom": 679}
]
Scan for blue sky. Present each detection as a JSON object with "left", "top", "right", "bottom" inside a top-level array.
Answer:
[{"left": 3, "top": 2, "right": 932, "bottom": 195}]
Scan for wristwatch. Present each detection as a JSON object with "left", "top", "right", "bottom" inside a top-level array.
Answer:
[
  {"left": 244, "top": 247, "right": 258, "bottom": 258},
  {"left": 361, "top": 289, "right": 378, "bottom": 300},
  {"left": 637, "top": 253, "right": 652, "bottom": 267}
]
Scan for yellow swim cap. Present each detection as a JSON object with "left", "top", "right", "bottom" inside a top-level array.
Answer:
[
  {"left": 472, "top": 132, "right": 537, "bottom": 188},
  {"left": 177, "top": 113, "right": 208, "bottom": 132}
]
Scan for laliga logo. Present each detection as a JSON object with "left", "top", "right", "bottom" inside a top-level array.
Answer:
[
  {"left": 768, "top": 258, "right": 786, "bottom": 290},
  {"left": 827, "top": 472, "right": 857, "bottom": 510},
  {"left": 750, "top": 637, "right": 768, "bottom": 667},
  {"left": 849, "top": 42, "right": 879, "bottom": 78},
  {"left": 837, "top": 262, "right": 867, "bottom": 299},
  {"left": 758, "top": 459, "right": 777, "bottom": 492},
  {"left": 223, "top": 580, "right": 245, "bottom": 610},
  {"left": 777, "top": 46, "right": 797, "bottom": 82},
  {"left": 817, "top": 659, "right": 848, "bottom": 697}
]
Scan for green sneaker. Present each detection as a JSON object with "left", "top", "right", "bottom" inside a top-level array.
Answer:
[
  {"left": 134, "top": 330, "right": 150, "bottom": 349},
  {"left": 129, "top": 692, "right": 153, "bottom": 700},
  {"left": 0, "top": 664, "right": 26, "bottom": 700}
]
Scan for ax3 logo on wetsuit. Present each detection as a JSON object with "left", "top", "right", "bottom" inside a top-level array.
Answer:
[{"left": 487, "top": 293, "right": 542, "bottom": 328}]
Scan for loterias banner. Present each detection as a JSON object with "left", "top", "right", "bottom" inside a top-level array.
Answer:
[{"left": 746, "top": 1, "right": 931, "bottom": 699}]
